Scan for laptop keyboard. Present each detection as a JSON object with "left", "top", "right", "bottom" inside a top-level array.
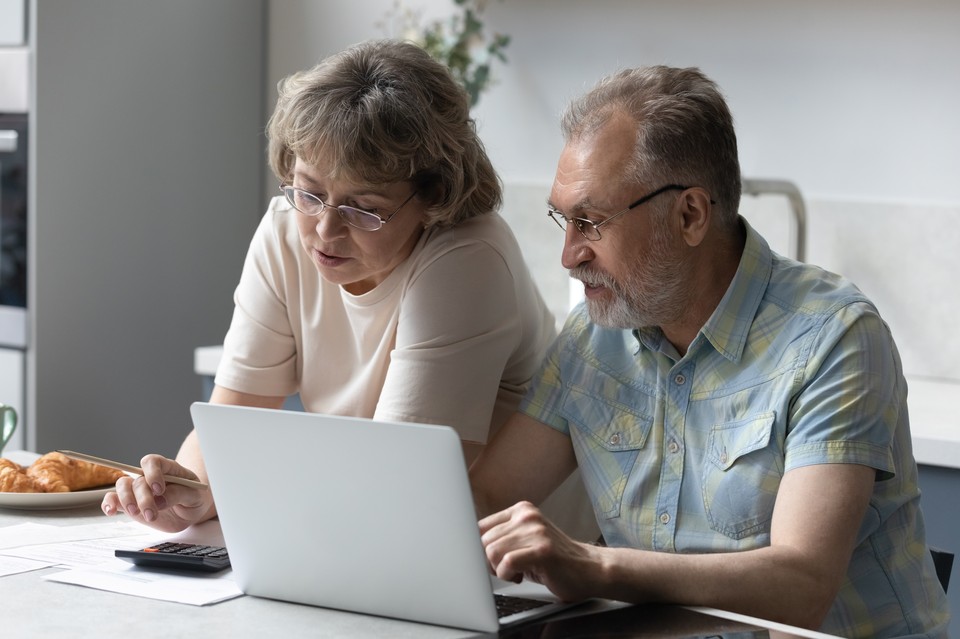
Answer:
[{"left": 494, "top": 593, "right": 552, "bottom": 618}]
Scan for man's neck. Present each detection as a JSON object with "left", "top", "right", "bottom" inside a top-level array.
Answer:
[{"left": 659, "top": 228, "right": 746, "bottom": 357}]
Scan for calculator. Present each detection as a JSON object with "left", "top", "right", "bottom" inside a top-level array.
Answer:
[{"left": 115, "top": 542, "right": 231, "bottom": 572}]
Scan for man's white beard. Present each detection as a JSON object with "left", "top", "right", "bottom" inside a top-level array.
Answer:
[{"left": 570, "top": 225, "right": 689, "bottom": 330}]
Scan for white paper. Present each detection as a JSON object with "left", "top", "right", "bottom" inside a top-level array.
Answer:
[
  {"left": 0, "top": 520, "right": 164, "bottom": 568},
  {"left": 7, "top": 534, "right": 161, "bottom": 568},
  {"left": 0, "top": 555, "right": 52, "bottom": 577},
  {"left": 0, "top": 520, "right": 153, "bottom": 550},
  {"left": 44, "top": 558, "right": 244, "bottom": 606},
  {"left": 1, "top": 517, "right": 242, "bottom": 605}
]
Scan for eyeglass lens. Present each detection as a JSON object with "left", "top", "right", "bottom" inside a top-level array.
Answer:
[
  {"left": 282, "top": 186, "right": 384, "bottom": 231},
  {"left": 548, "top": 210, "right": 600, "bottom": 240}
]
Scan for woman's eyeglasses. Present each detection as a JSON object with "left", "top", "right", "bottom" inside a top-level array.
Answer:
[{"left": 281, "top": 185, "right": 417, "bottom": 232}]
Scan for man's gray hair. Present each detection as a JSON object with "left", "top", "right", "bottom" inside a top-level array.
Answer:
[{"left": 561, "top": 65, "right": 741, "bottom": 228}]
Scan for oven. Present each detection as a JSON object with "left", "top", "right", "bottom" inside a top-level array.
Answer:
[
  {"left": 0, "top": 114, "right": 26, "bottom": 450},
  {"left": 1, "top": 37, "right": 29, "bottom": 450},
  {"left": 0, "top": 113, "right": 27, "bottom": 350}
]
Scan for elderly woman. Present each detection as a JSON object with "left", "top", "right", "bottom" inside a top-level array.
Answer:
[{"left": 102, "top": 40, "right": 556, "bottom": 532}]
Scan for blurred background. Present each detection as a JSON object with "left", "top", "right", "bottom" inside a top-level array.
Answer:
[
  {"left": 0, "top": 0, "right": 956, "bottom": 476},
  {"left": 272, "top": 0, "right": 960, "bottom": 386}
]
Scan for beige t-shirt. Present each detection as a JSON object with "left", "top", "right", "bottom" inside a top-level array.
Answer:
[{"left": 215, "top": 197, "right": 557, "bottom": 443}]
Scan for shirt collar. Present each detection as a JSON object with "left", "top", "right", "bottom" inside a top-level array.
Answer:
[
  {"left": 698, "top": 217, "right": 772, "bottom": 362},
  {"left": 631, "top": 217, "right": 772, "bottom": 363}
]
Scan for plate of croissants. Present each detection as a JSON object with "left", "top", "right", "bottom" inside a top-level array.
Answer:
[{"left": 0, "top": 451, "right": 125, "bottom": 510}]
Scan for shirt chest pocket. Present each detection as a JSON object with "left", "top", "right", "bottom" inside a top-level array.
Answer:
[
  {"left": 702, "top": 411, "right": 784, "bottom": 540},
  {"left": 561, "top": 386, "right": 654, "bottom": 519}
]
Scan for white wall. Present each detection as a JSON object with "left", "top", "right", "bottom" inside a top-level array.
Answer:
[
  {"left": 473, "top": 0, "right": 960, "bottom": 204},
  {"left": 267, "top": 0, "right": 960, "bottom": 382}
]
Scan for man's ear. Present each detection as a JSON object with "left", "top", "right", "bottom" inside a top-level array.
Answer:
[{"left": 677, "top": 187, "right": 712, "bottom": 248}]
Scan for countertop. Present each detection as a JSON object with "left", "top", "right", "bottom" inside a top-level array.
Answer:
[
  {"left": 193, "top": 346, "right": 960, "bottom": 470},
  {"left": 905, "top": 376, "right": 960, "bottom": 469},
  {"left": 0, "top": 508, "right": 840, "bottom": 639}
]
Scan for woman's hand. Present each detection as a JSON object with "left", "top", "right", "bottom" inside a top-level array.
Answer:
[
  {"left": 100, "top": 387, "right": 281, "bottom": 532},
  {"left": 101, "top": 454, "right": 213, "bottom": 533}
]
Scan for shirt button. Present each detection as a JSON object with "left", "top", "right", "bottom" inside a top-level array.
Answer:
[
  {"left": 659, "top": 512, "right": 671, "bottom": 524},
  {"left": 668, "top": 440, "right": 679, "bottom": 454},
  {"left": 609, "top": 433, "right": 622, "bottom": 446},
  {"left": 674, "top": 373, "right": 686, "bottom": 385}
]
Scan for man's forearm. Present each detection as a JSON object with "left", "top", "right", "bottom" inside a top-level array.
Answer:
[{"left": 594, "top": 544, "right": 838, "bottom": 630}]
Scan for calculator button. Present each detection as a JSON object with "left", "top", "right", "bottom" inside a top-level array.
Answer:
[{"left": 115, "top": 543, "right": 231, "bottom": 572}]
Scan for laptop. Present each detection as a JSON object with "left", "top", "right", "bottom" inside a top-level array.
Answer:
[{"left": 190, "top": 402, "right": 584, "bottom": 632}]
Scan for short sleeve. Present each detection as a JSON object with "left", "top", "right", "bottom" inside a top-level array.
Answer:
[
  {"left": 214, "top": 207, "right": 300, "bottom": 398},
  {"left": 784, "top": 303, "right": 900, "bottom": 478}
]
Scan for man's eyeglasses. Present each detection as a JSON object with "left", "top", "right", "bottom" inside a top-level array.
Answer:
[
  {"left": 547, "top": 184, "right": 702, "bottom": 241},
  {"left": 281, "top": 185, "right": 417, "bottom": 232}
]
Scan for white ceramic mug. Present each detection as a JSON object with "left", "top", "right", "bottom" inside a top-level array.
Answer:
[{"left": 0, "top": 403, "right": 17, "bottom": 455}]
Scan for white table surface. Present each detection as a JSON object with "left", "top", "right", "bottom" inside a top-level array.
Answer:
[
  {"left": 906, "top": 376, "right": 960, "bottom": 469},
  {"left": 0, "top": 506, "right": 841, "bottom": 639},
  {"left": 0, "top": 507, "right": 488, "bottom": 639}
]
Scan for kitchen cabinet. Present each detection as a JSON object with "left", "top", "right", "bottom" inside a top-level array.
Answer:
[
  {"left": 26, "top": 0, "right": 265, "bottom": 459},
  {"left": 903, "top": 377, "right": 958, "bottom": 637},
  {"left": 918, "top": 464, "right": 958, "bottom": 637}
]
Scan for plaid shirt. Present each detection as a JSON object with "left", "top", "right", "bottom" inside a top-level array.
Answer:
[{"left": 521, "top": 220, "right": 949, "bottom": 638}]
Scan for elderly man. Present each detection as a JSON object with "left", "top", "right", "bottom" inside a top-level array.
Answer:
[{"left": 469, "top": 66, "right": 949, "bottom": 638}]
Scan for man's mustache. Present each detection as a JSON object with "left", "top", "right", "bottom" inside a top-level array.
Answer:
[{"left": 570, "top": 265, "right": 618, "bottom": 290}]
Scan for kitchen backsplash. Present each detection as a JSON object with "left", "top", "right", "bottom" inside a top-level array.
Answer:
[
  {"left": 501, "top": 182, "right": 960, "bottom": 384},
  {"left": 803, "top": 198, "right": 960, "bottom": 383}
]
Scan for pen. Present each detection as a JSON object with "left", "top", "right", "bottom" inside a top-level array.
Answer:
[{"left": 56, "top": 450, "right": 209, "bottom": 490}]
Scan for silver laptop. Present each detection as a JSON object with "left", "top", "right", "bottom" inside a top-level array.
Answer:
[{"left": 190, "top": 402, "right": 581, "bottom": 632}]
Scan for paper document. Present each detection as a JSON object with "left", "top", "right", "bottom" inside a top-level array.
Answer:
[
  {"left": 0, "top": 520, "right": 152, "bottom": 550},
  {"left": 1, "top": 517, "right": 243, "bottom": 605},
  {"left": 0, "top": 555, "right": 51, "bottom": 577},
  {"left": 9, "top": 534, "right": 162, "bottom": 568},
  {"left": 0, "top": 521, "right": 162, "bottom": 568},
  {"left": 44, "top": 559, "right": 243, "bottom": 606}
]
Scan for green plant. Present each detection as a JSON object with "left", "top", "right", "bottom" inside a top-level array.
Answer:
[{"left": 380, "top": 0, "right": 511, "bottom": 107}]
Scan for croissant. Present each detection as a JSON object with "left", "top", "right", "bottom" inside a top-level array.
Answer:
[
  {"left": 0, "top": 462, "right": 43, "bottom": 492},
  {"left": 25, "top": 452, "right": 124, "bottom": 493},
  {"left": 0, "top": 458, "right": 22, "bottom": 474}
]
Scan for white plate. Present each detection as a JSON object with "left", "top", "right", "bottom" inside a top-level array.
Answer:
[
  {"left": 1, "top": 450, "right": 113, "bottom": 510},
  {"left": 0, "top": 487, "right": 112, "bottom": 511}
]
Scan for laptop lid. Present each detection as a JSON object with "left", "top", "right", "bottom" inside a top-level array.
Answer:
[{"left": 191, "top": 402, "right": 566, "bottom": 632}]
